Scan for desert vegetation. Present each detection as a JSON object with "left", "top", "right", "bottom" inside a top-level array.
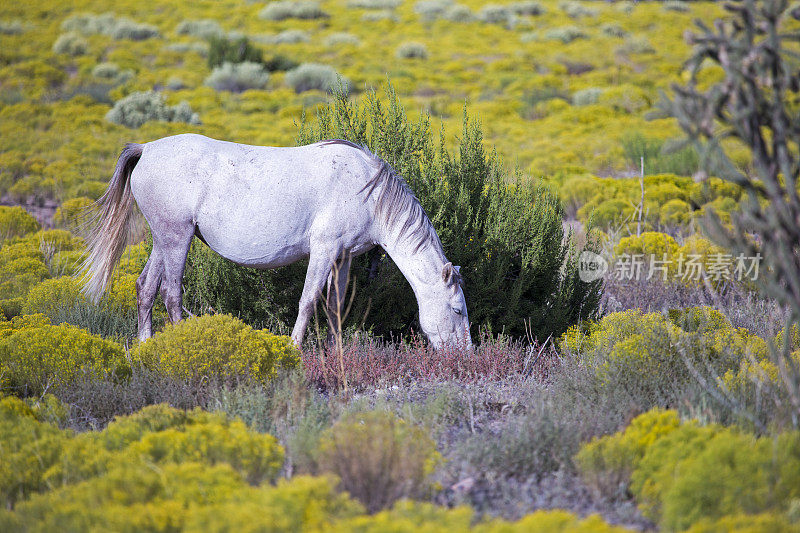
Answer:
[{"left": 2, "top": 0, "right": 800, "bottom": 530}]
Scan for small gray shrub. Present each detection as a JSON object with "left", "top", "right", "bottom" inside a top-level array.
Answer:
[
  {"left": 396, "top": 41, "right": 429, "bottom": 59},
  {"left": 600, "top": 23, "right": 627, "bottom": 38},
  {"left": 620, "top": 35, "right": 655, "bottom": 54},
  {"left": 108, "top": 18, "right": 159, "bottom": 40},
  {"left": 105, "top": 90, "right": 200, "bottom": 128},
  {"left": 347, "top": 0, "right": 401, "bottom": 9},
  {"left": 164, "top": 42, "right": 209, "bottom": 56},
  {"left": 558, "top": 1, "right": 597, "bottom": 18},
  {"left": 62, "top": 12, "right": 159, "bottom": 40},
  {"left": 53, "top": 33, "right": 89, "bottom": 56},
  {"left": 258, "top": 29, "right": 311, "bottom": 44},
  {"left": 544, "top": 26, "right": 587, "bottom": 44},
  {"left": 175, "top": 19, "right": 224, "bottom": 39},
  {"left": 91, "top": 62, "right": 134, "bottom": 85},
  {"left": 285, "top": 63, "right": 347, "bottom": 93},
  {"left": 520, "top": 31, "right": 539, "bottom": 43},
  {"left": 663, "top": 0, "right": 689, "bottom": 12},
  {"left": 414, "top": 0, "right": 453, "bottom": 20},
  {"left": 361, "top": 10, "right": 399, "bottom": 21},
  {"left": 205, "top": 62, "right": 270, "bottom": 92},
  {"left": 324, "top": 32, "right": 361, "bottom": 46},
  {"left": 478, "top": 4, "right": 513, "bottom": 25},
  {"left": 0, "top": 20, "right": 24, "bottom": 35},
  {"left": 166, "top": 76, "right": 186, "bottom": 90},
  {"left": 572, "top": 87, "right": 603, "bottom": 106},
  {"left": 443, "top": 5, "right": 473, "bottom": 21},
  {"left": 511, "top": 1, "right": 545, "bottom": 16},
  {"left": 259, "top": 1, "right": 328, "bottom": 21}
]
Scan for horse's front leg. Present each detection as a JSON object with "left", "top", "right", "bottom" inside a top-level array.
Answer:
[{"left": 291, "top": 245, "right": 339, "bottom": 347}]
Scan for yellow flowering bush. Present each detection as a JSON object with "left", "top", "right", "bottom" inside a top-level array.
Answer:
[
  {"left": 318, "top": 410, "right": 441, "bottom": 513},
  {"left": 0, "top": 395, "right": 72, "bottom": 507},
  {"left": 614, "top": 231, "right": 679, "bottom": 259},
  {"left": 52, "top": 196, "right": 93, "bottom": 228},
  {"left": 22, "top": 276, "right": 88, "bottom": 317},
  {"left": 574, "top": 409, "right": 681, "bottom": 497},
  {"left": 560, "top": 308, "right": 765, "bottom": 397},
  {"left": 0, "top": 319, "right": 128, "bottom": 395},
  {"left": 576, "top": 408, "right": 800, "bottom": 531},
  {"left": 0, "top": 205, "right": 38, "bottom": 243},
  {"left": 131, "top": 314, "right": 299, "bottom": 385},
  {"left": 48, "top": 404, "right": 284, "bottom": 487}
]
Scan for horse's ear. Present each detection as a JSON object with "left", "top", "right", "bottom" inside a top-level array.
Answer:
[
  {"left": 442, "top": 262, "right": 454, "bottom": 284},
  {"left": 454, "top": 265, "right": 461, "bottom": 275}
]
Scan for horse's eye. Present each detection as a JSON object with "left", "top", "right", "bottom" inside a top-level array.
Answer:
[{"left": 453, "top": 307, "right": 463, "bottom": 316}]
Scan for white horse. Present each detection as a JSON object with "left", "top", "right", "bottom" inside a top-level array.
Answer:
[{"left": 81, "top": 133, "right": 471, "bottom": 348}]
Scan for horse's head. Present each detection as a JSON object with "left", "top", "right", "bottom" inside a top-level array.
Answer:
[{"left": 419, "top": 262, "right": 472, "bottom": 349}]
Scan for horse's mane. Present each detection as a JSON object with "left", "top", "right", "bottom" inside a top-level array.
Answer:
[{"left": 320, "top": 139, "right": 442, "bottom": 254}]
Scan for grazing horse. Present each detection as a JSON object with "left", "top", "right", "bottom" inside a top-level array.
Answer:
[{"left": 81, "top": 133, "right": 471, "bottom": 348}]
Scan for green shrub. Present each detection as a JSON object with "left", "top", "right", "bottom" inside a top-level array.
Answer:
[
  {"left": 0, "top": 206, "right": 38, "bottom": 243},
  {"left": 285, "top": 63, "right": 348, "bottom": 93},
  {"left": 52, "top": 33, "right": 88, "bottom": 56},
  {"left": 185, "top": 85, "right": 602, "bottom": 340},
  {"left": 207, "top": 35, "right": 263, "bottom": 69},
  {"left": 0, "top": 320, "right": 129, "bottom": 395},
  {"left": 544, "top": 26, "right": 587, "bottom": 44},
  {"left": 614, "top": 231, "right": 679, "bottom": 259},
  {"left": 205, "top": 61, "right": 270, "bottom": 92},
  {"left": 105, "top": 90, "right": 200, "bottom": 128},
  {"left": 622, "top": 132, "right": 699, "bottom": 176},
  {"left": 396, "top": 42, "right": 429, "bottom": 60},
  {"left": 318, "top": 411, "right": 440, "bottom": 513},
  {"left": 263, "top": 54, "right": 300, "bottom": 72},
  {"left": 259, "top": 1, "right": 329, "bottom": 21},
  {"left": 131, "top": 314, "right": 299, "bottom": 385},
  {"left": 175, "top": 19, "right": 224, "bottom": 39}
]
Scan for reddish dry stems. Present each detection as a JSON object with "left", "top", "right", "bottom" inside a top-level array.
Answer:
[{"left": 301, "top": 335, "right": 552, "bottom": 391}]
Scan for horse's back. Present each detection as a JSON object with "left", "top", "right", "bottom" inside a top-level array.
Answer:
[{"left": 130, "top": 134, "right": 378, "bottom": 267}]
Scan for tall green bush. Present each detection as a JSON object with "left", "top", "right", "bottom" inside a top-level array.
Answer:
[{"left": 184, "top": 85, "right": 602, "bottom": 340}]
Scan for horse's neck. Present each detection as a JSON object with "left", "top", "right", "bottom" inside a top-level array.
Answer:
[{"left": 382, "top": 235, "right": 444, "bottom": 297}]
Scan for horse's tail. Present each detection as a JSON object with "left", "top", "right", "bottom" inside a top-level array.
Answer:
[{"left": 79, "top": 142, "right": 143, "bottom": 302}]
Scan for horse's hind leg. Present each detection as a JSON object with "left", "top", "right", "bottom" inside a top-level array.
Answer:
[
  {"left": 156, "top": 225, "right": 194, "bottom": 325},
  {"left": 136, "top": 251, "right": 163, "bottom": 342}
]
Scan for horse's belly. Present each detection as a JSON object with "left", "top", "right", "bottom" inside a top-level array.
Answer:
[{"left": 195, "top": 214, "right": 312, "bottom": 268}]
